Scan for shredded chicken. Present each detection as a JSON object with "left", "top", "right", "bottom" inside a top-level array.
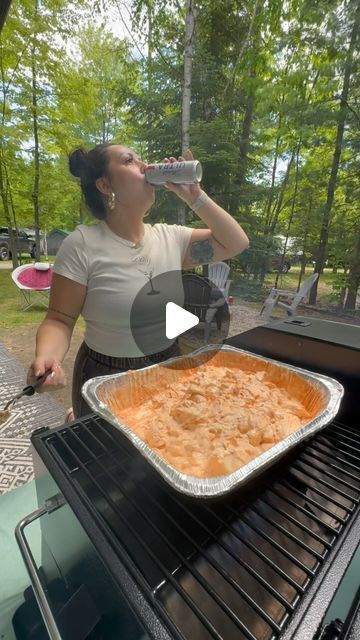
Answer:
[{"left": 108, "top": 363, "right": 313, "bottom": 478}]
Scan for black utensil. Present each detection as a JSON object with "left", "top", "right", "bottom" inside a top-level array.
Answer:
[{"left": 1, "top": 369, "right": 54, "bottom": 413}]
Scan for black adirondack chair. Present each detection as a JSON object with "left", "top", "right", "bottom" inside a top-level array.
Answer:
[{"left": 182, "top": 272, "right": 227, "bottom": 343}]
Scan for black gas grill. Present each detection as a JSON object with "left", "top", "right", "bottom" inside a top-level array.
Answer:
[
  {"left": 14, "top": 317, "right": 360, "bottom": 640},
  {"left": 31, "top": 414, "right": 360, "bottom": 640}
]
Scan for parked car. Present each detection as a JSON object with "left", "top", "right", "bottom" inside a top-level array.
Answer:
[
  {"left": 0, "top": 227, "right": 36, "bottom": 260},
  {"left": 268, "top": 236, "right": 293, "bottom": 272},
  {"left": 21, "top": 228, "right": 46, "bottom": 256},
  {"left": 269, "top": 255, "right": 292, "bottom": 273}
]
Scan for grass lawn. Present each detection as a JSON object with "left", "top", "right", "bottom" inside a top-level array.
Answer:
[
  {"left": 0, "top": 269, "right": 48, "bottom": 330},
  {"left": 0, "top": 262, "right": 354, "bottom": 333},
  {"left": 0, "top": 257, "right": 53, "bottom": 330},
  {"left": 0, "top": 268, "right": 86, "bottom": 332},
  {"left": 232, "top": 265, "right": 346, "bottom": 308},
  {"left": 264, "top": 266, "right": 344, "bottom": 291}
]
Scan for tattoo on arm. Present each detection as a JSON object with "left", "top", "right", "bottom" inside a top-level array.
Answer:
[
  {"left": 49, "top": 307, "right": 76, "bottom": 320},
  {"left": 189, "top": 240, "right": 215, "bottom": 264}
]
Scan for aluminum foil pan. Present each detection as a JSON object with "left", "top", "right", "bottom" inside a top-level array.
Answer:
[{"left": 82, "top": 345, "right": 344, "bottom": 498}]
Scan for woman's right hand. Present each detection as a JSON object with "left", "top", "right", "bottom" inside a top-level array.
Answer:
[{"left": 27, "top": 356, "right": 67, "bottom": 392}]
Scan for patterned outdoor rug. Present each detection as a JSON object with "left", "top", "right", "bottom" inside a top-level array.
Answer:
[{"left": 0, "top": 343, "right": 65, "bottom": 495}]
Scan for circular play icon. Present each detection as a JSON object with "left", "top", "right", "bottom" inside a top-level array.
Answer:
[{"left": 130, "top": 269, "right": 230, "bottom": 369}]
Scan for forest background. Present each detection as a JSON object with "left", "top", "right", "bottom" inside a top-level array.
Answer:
[{"left": 1, "top": 0, "right": 359, "bottom": 311}]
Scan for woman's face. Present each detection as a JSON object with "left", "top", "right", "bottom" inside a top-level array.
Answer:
[{"left": 105, "top": 144, "right": 155, "bottom": 209}]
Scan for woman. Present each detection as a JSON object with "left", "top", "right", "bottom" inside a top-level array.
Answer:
[{"left": 26, "top": 144, "right": 249, "bottom": 419}]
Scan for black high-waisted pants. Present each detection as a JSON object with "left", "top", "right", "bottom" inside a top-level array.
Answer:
[{"left": 72, "top": 339, "right": 180, "bottom": 418}]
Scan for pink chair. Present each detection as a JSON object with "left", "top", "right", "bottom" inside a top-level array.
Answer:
[{"left": 11, "top": 262, "right": 53, "bottom": 311}]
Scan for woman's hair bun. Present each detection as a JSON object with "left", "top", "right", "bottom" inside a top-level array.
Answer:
[{"left": 69, "top": 147, "right": 87, "bottom": 178}]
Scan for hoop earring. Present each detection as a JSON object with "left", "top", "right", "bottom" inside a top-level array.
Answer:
[{"left": 108, "top": 192, "right": 115, "bottom": 211}]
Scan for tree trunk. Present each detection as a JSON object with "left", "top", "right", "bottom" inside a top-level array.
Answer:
[
  {"left": 297, "top": 196, "right": 312, "bottom": 292},
  {"left": 43, "top": 223, "right": 48, "bottom": 260},
  {"left": 147, "top": 4, "right": 153, "bottom": 144},
  {"left": 7, "top": 171, "right": 18, "bottom": 231},
  {"left": 31, "top": 0, "right": 41, "bottom": 262},
  {"left": 224, "top": 0, "right": 261, "bottom": 97},
  {"left": 309, "top": 2, "right": 360, "bottom": 305},
  {"left": 7, "top": 172, "right": 21, "bottom": 265},
  {"left": 256, "top": 146, "right": 294, "bottom": 284},
  {"left": 0, "top": 151, "right": 18, "bottom": 267},
  {"left": 237, "top": 73, "right": 256, "bottom": 189},
  {"left": 344, "top": 223, "right": 360, "bottom": 310},
  {"left": 263, "top": 125, "right": 281, "bottom": 234},
  {"left": 178, "top": 0, "right": 197, "bottom": 225},
  {"left": 268, "top": 150, "right": 295, "bottom": 235},
  {"left": 337, "top": 286, "right": 347, "bottom": 310},
  {"left": 236, "top": 1, "right": 263, "bottom": 190},
  {"left": 252, "top": 127, "right": 281, "bottom": 282},
  {"left": 102, "top": 118, "right": 106, "bottom": 144},
  {"left": 274, "top": 141, "right": 301, "bottom": 289},
  {"left": 0, "top": 40, "right": 18, "bottom": 268}
]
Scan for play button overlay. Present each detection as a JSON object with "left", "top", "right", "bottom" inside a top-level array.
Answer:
[
  {"left": 166, "top": 302, "right": 199, "bottom": 339},
  {"left": 130, "top": 269, "right": 230, "bottom": 369}
]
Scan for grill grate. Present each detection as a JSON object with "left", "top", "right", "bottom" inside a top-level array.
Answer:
[{"left": 38, "top": 418, "right": 360, "bottom": 640}]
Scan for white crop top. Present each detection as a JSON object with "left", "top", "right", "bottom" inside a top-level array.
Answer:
[{"left": 52, "top": 221, "right": 193, "bottom": 357}]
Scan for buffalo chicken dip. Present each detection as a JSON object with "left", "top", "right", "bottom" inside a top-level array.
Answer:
[{"left": 106, "top": 363, "right": 314, "bottom": 478}]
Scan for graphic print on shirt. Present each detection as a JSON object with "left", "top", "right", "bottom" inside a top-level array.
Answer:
[{"left": 132, "top": 255, "right": 160, "bottom": 295}]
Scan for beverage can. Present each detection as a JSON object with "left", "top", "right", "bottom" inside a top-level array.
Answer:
[
  {"left": 145, "top": 160, "right": 202, "bottom": 185},
  {"left": 227, "top": 295, "right": 234, "bottom": 305}
]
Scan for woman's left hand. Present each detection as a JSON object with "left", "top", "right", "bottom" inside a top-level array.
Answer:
[{"left": 162, "top": 149, "right": 202, "bottom": 206}]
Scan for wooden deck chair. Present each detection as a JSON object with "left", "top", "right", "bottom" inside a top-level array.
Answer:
[
  {"left": 11, "top": 263, "right": 53, "bottom": 311},
  {"left": 260, "top": 273, "right": 319, "bottom": 320}
]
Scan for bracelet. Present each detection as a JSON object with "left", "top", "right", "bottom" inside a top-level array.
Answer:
[{"left": 189, "top": 191, "right": 209, "bottom": 213}]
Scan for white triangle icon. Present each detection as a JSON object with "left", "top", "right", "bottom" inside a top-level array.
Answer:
[{"left": 166, "top": 302, "right": 199, "bottom": 339}]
